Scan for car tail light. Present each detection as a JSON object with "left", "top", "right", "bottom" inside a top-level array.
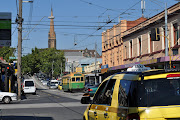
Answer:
[
  {"left": 126, "top": 113, "right": 140, "bottom": 120},
  {"left": 167, "top": 74, "right": 180, "bottom": 78},
  {"left": 88, "top": 88, "right": 93, "bottom": 92}
]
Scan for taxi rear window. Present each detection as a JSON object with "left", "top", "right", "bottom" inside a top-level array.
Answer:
[{"left": 119, "top": 78, "right": 180, "bottom": 107}]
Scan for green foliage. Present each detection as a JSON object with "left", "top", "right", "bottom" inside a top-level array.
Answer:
[
  {"left": 0, "top": 46, "right": 16, "bottom": 62},
  {"left": 22, "top": 48, "right": 65, "bottom": 78}
]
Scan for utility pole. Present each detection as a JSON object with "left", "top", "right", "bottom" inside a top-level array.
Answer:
[
  {"left": 95, "top": 42, "right": 97, "bottom": 84},
  {"left": 141, "top": 0, "right": 145, "bottom": 17},
  {"left": 165, "top": 3, "right": 168, "bottom": 69},
  {"left": 52, "top": 60, "right": 54, "bottom": 79},
  {"left": 17, "top": 0, "right": 23, "bottom": 100},
  {"left": 61, "top": 62, "right": 62, "bottom": 75}
]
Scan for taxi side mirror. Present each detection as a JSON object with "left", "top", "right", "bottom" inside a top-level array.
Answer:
[
  {"left": 81, "top": 93, "right": 92, "bottom": 104},
  {"left": 81, "top": 96, "right": 91, "bottom": 104}
]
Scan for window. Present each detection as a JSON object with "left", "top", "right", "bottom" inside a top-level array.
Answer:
[
  {"left": 93, "top": 79, "right": 116, "bottom": 105},
  {"left": 173, "top": 23, "right": 179, "bottom": 46},
  {"left": 81, "top": 77, "right": 84, "bottom": 81},
  {"left": 125, "top": 46, "right": 127, "bottom": 59},
  {"left": 139, "top": 38, "right": 141, "bottom": 55},
  {"left": 149, "top": 32, "right": 153, "bottom": 53},
  {"left": 118, "top": 80, "right": 138, "bottom": 107},
  {"left": 76, "top": 77, "right": 80, "bottom": 82},
  {"left": 138, "top": 78, "right": 180, "bottom": 107},
  {"left": 72, "top": 78, "right": 75, "bottom": 82},
  {"left": 129, "top": 40, "right": 133, "bottom": 58},
  {"left": 172, "top": 48, "right": 178, "bottom": 56},
  {"left": 25, "top": 81, "right": 34, "bottom": 87}
]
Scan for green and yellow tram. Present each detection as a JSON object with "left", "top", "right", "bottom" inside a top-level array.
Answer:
[{"left": 62, "top": 72, "right": 85, "bottom": 92}]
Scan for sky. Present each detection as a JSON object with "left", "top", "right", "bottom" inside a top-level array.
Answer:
[{"left": 0, "top": 0, "right": 178, "bottom": 56}]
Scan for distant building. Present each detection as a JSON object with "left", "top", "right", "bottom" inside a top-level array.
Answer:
[
  {"left": 62, "top": 48, "right": 101, "bottom": 73},
  {"left": 48, "top": 8, "right": 56, "bottom": 49}
]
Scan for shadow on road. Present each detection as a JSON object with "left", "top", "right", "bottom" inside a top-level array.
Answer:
[
  {"left": 21, "top": 94, "right": 27, "bottom": 100},
  {"left": 0, "top": 116, "right": 54, "bottom": 120}
]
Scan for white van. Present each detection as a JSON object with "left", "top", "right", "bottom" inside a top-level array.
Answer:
[
  {"left": 23, "top": 79, "right": 36, "bottom": 94},
  {"left": 49, "top": 80, "right": 59, "bottom": 89}
]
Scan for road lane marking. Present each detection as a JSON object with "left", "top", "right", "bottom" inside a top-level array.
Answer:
[{"left": 0, "top": 102, "right": 87, "bottom": 109}]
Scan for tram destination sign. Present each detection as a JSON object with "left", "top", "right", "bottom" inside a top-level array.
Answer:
[{"left": 0, "top": 12, "right": 11, "bottom": 47}]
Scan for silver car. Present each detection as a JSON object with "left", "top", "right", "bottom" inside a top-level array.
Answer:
[{"left": 49, "top": 82, "right": 58, "bottom": 89}]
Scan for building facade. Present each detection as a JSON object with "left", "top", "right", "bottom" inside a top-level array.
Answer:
[
  {"left": 102, "top": 3, "right": 180, "bottom": 71},
  {"left": 63, "top": 48, "right": 101, "bottom": 73},
  {"left": 102, "top": 17, "right": 147, "bottom": 68}
]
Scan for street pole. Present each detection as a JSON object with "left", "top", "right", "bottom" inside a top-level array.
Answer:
[
  {"left": 17, "top": 0, "right": 23, "bottom": 100},
  {"left": 52, "top": 60, "right": 54, "bottom": 79},
  {"left": 95, "top": 42, "right": 97, "bottom": 84},
  {"left": 61, "top": 62, "right": 62, "bottom": 75},
  {"left": 165, "top": 3, "right": 168, "bottom": 69}
]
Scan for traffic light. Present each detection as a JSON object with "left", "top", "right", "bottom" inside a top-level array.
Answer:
[
  {"left": 7, "top": 66, "right": 13, "bottom": 76},
  {"left": 150, "top": 28, "right": 160, "bottom": 41}
]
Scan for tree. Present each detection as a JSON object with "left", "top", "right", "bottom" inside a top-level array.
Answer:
[
  {"left": 22, "top": 48, "right": 65, "bottom": 78},
  {"left": 0, "top": 47, "right": 16, "bottom": 62},
  {"left": 39, "top": 48, "right": 65, "bottom": 78}
]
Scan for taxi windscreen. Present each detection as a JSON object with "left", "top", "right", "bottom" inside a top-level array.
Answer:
[{"left": 119, "top": 78, "right": 180, "bottom": 107}]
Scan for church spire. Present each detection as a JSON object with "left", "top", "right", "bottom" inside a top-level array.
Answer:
[{"left": 48, "top": 7, "right": 56, "bottom": 49}]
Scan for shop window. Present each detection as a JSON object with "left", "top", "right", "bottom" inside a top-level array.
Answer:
[{"left": 172, "top": 48, "right": 178, "bottom": 56}]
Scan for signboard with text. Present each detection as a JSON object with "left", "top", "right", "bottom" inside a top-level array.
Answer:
[{"left": 0, "top": 12, "right": 11, "bottom": 47}]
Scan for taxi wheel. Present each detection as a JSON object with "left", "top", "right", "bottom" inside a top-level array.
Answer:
[{"left": 3, "top": 97, "right": 11, "bottom": 104}]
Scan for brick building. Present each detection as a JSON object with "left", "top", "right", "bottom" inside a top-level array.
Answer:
[{"left": 102, "top": 3, "right": 180, "bottom": 73}]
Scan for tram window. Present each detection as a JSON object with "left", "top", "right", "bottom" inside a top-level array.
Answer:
[
  {"left": 72, "top": 78, "right": 75, "bottom": 82},
  {"left": 81, "top": 77, "right": 84, "bottom": 81},
  {"left": 76, "top": 77, "right": 80, "bottom": 82}
]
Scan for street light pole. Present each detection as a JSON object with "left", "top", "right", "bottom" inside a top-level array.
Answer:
[
  {"left": 52, "top": 60, "right": 54, "bottom": 79},
  {"left": 17, "top": 0, "right": 23, "bottom": 100},
  {"left": 165, "top": 3, "right": 169, "bottom": 69},
  {"left": 95, "top": 42, "right": 97, "bottom": 84}
]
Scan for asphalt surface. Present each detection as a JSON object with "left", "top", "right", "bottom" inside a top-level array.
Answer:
[{"left": 0, "top": 75, "right": 87, "bottom": 120}]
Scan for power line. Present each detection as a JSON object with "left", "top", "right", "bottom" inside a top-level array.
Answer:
[{"left": 73, "top": 0, "right": 143, "bottom": 46}]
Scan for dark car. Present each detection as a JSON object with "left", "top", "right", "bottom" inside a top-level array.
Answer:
[
  {"left": 84, "top": 84, "right": 94, "bottom": 93},
  {"left": 88, "top": 84, "right": 100, "bottom": 97}
]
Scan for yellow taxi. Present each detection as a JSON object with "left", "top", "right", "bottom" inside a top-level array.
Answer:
[{"left": 83, "top": 64, "right": 180, "bottom": 120}]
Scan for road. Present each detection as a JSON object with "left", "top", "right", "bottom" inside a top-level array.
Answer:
[{"left": 0, "top": 76, "right": 87, "bottom": 120}]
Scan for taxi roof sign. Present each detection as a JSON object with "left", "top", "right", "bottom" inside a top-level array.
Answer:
[{"left": 127, "top": 64, "right": 151, "bottom": 72}]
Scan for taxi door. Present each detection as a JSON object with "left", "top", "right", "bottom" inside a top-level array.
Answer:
[{"left": 88, "top": 78, "right": 117, "bottom": 120}]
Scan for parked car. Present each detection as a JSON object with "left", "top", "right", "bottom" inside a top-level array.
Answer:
[
  {"left": 84, "top": 84, "right": 94, "bottom": 92},
  {"left": 49, "top": 80, "right": 59, "bottom": 89},
  {"left": 87, "top": 84, "right": 100, "bottom": 97},
  {"left": 0, "top": 91, "right": 17, "bottom": 104},
  {"left": 42, "top": 80, "right": 48, "bottom": 86},
  {"left": 22, "top": 79, "right": 36, "bottom": 95}
]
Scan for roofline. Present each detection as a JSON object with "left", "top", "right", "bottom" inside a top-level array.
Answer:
[{"left": 122, "top": 2, "right": 180, "bottom": 38}]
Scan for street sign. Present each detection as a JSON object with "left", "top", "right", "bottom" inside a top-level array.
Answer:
[
  {"left": 9, "top": 57, "right": 17, "bottom": 59},
  {"left": 0, "top": 12, "right": 11, "bottom": 47}
]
